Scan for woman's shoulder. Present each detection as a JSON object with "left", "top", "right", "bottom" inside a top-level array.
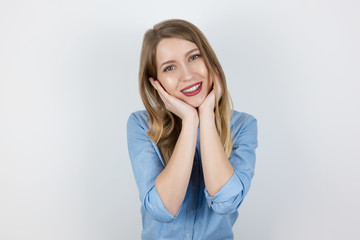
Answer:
[
  {"left": 127, "top": 110, "right": 150, "bottom": 131},
  {"left": 231, "top": 110, "right": 256, "bottom": 124},
  {"left": 230, "top": 110, "right": 257, "bottom": 133},
  {"left": 128, "top": 110, "right": 148, "bottom": 121}
]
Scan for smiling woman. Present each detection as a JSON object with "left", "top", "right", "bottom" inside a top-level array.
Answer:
[
  {"left": 154, "top": 38, "right": 212, "bottom": 107},
  {"left": 126, "top": 19, "right": 258, "bottom": 240}
]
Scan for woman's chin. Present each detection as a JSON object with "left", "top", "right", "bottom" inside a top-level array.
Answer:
[
  {"left": 187, "top": 97, "right": 205, "bottom": 108},
  {"left": 190, "top": 103, "right": 201, "bottom": 108}
]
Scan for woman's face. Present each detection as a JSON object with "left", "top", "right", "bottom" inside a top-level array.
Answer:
[{"left": 155, "top": 37, "right": 213, "bottom": 108}]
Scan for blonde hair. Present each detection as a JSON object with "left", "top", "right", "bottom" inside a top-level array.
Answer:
[{"left": 139, "top": 19, "right": 233, "bottom": 166}]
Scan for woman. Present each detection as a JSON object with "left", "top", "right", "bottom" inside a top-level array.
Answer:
[{"left": 127, "top": 19, "right": 258, "bottom": 240}]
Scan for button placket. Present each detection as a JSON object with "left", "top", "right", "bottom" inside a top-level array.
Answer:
[{"left": 183, "top": 149, "right": 200, "bottom": 240}]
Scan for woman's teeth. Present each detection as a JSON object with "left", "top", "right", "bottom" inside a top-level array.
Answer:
[{"left": 182, "top": 83, "right": 201, "bottom": 93}]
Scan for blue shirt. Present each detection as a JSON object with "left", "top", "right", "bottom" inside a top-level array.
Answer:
[{"left": 127, "top": 110, "right": 258, "bottom": 240}]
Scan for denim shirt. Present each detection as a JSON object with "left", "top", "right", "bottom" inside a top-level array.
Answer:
[{"left": 127, "top": 110, "right": 258, "bottom": 240}]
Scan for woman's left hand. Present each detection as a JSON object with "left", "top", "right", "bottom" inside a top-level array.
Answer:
[{"left": 198, "top": 74, "right": 223, "bottom": 115}]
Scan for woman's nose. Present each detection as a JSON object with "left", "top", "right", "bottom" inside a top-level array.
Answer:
[{"left": 180, "top": 65, "right": 193, "bottom": 82}]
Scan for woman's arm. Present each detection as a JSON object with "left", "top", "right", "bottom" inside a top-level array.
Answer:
[
  {"left": 198, "top": 76, "right": 258, "bottom": 214},
  {"left": 198, "top": 77, "right": 234, "bottom": 197},
  {"left": 198, "top": 110, "right": 234, "bottom": 197},
  {"left": 155, "top": 114, "right": 198, "bottom": 216},
  {"left": 200, "top": 111, "right": 258, "bottom": 215},
  {"left": 127, "top": 112, "right": 197, "bottom": 223},
  {"left": 150, "top": 78, "right": 199, "bottom": 217}
]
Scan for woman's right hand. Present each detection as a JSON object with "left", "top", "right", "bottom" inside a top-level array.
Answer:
[{"left": 149, "top": 77, "right": 199, "bottom": 124}]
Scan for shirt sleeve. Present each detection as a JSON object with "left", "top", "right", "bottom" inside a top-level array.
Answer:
[
  {"left": 127, "top": 112, "right": 181, "bottom": 223},
  {"left": 204, "top": 113, "right": 258, "bottom": 215}
]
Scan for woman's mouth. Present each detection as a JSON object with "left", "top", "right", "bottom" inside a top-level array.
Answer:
[{"left": 181, "top": 82, "right": 202, "bottom": 97}]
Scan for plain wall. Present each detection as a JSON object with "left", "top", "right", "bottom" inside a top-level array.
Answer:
[{"left": 1, "top": 0, "right": 359, "bottom": 239}]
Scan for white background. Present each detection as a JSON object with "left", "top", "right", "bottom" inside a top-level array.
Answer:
[{"left": 1, "top": 0, "right": 359, "bottom": 239}]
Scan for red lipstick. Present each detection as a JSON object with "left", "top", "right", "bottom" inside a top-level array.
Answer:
[{"left": 181, "top": 82, "right": 202, "bottom": 97}]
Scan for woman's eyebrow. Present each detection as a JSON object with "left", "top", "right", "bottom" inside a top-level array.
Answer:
[{"left": 159, "top": 48, "right": 199, "bottom": 69}]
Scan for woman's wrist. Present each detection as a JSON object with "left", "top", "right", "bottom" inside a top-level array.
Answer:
[
  {"left": 199, "top": 108, "right": 215, "bottom": 122},
  {"left": 182, "top": 111, "right": 199, "bottom": 128}
]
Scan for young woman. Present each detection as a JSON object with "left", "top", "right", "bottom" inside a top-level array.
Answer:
[{"left": 127, "top": 19, "right": 258, "bottom": 240}]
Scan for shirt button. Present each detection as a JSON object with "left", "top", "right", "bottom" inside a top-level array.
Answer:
[
  {"left": 192, "top": 186, "right": 197, "bottom": 190},
  {"left": 186, "top": 233, "right": 191, "bottom": 238},
  {"left": 189, "top": 209, "right": 194, "bottom": 214}
]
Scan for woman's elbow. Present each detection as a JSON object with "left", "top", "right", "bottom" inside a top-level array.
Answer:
[
  {"left": 142, "top": 186, "right": 177, "bottom": 223},
  {"left": 209, "top": 193, "right": 245, "bottom": 215}
]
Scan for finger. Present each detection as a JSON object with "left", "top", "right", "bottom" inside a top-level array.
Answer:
[
  {"left": 149, "top": 78, "right": 170, "bottom": 100},
  {"left": 149, "top": 78, "right": 169, "bottom": 104},
  {"left": 210, "top": 89, "right": 216, "bottom": 100},
  {"left": 214, "top": 76, "right": 223, "bottom": 98},
  {"left": 208, "top": 88, "right": 215, "bottom": 95},
  {"left": 150, "top": 80, "right": 174, "bottom": 108},
  {"left": 149, "top": 77, "right": 157, "bottom": 89},
  {"left": 153, "top": 80, "right": 170, "bottom": 99}
]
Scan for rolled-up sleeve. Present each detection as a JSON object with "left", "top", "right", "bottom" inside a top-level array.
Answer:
[
  {"left": 205, "top": 113, "right": 258, "bottom": 215},
  {"left": 127, "top": 112, "right": 180, "bottom": 223}
]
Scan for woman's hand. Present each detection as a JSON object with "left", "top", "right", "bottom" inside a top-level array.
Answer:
[
  {"left": 149, "top": 77, "right": 199, "bottom": 124},
  {"left": 198, "top": 74, "right": 223, "bottom": 116}
]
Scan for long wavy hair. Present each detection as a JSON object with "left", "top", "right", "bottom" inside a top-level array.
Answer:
[{"left": 139, "top": 19, "right": 233, "bottom": 166}]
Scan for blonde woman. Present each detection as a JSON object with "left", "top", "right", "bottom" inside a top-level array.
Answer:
[{"left": 127, "top": 19, "right": 258, "bottom": 240}]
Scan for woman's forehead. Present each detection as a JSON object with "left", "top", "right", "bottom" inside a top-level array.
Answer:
[{"left": 156, "top": 38, "right": 199, "bottom": 63}]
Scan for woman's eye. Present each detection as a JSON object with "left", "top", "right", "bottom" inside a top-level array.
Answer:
[
  {"left": 164, "top": 66, "right": 175, "bottom": 72},
  {"left": 190, "top": 54, "right": 200, "bottom": 61}
]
